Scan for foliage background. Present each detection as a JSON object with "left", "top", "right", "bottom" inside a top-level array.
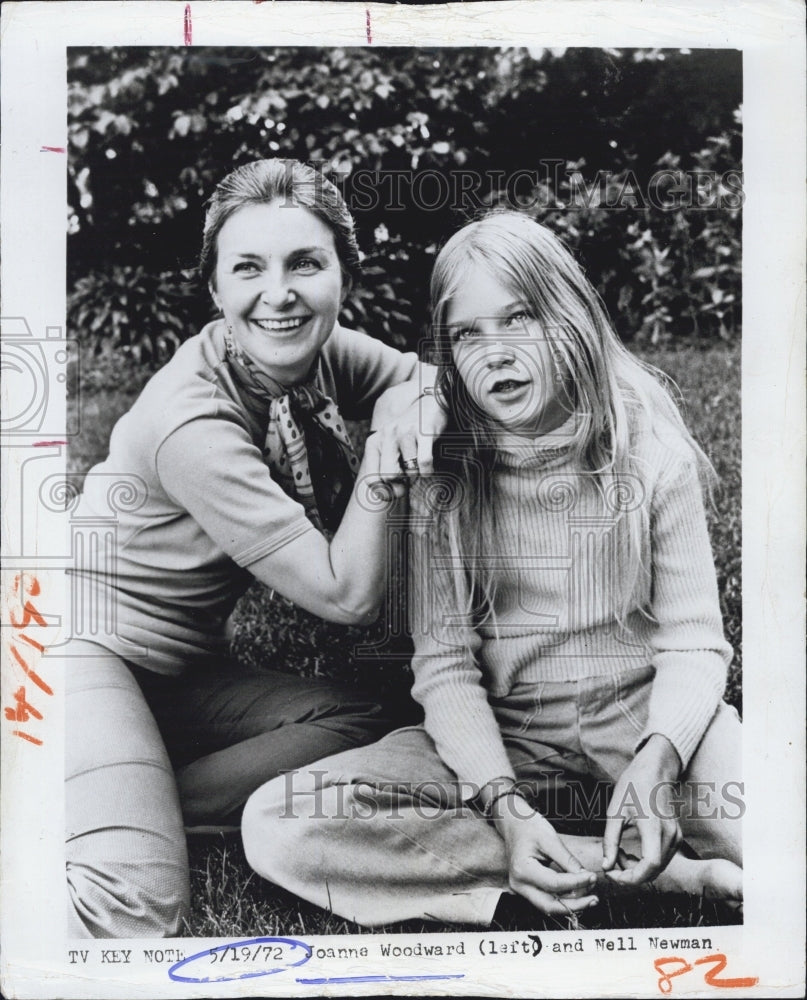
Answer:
[{"left": 67, "top": 46, "right": 742, "bottom": 369}]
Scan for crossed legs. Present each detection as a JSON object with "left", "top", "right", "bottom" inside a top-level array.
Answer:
[{"left": 242, "top": 693, "right": 743, "bottom": 927}]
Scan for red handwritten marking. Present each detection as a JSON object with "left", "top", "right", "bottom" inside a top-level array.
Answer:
[
  {"left": 9, "top": 599, "right": 47, "bottom": 630},
  {"left": 695, "top": 954, "right": 759, "bottom": 989},
  {"left": 184, "top": 3, "right": 192, "bottom": 45},
  {"left": 10, "top": 646, "right": 53, "bottom": 697},
  {"left": 655, "top": 957, "right": 696, "bottom": 994},
  {"left": 5, "top": 686, "right": 43, "bottom": 723},
  {"left": 654, "top": 954, "right": 758, "bottom": 994},
  {"left": 16, "top": 632, "right": 46, "bottom": 654},
  {"left": 366, "top": 8, "right": 372, "bottom": 44},
  {"left": 5, "top": 575, "right": 51, "bottom": 746},
  {"left": 13, "top": 574, "right": 40, "bottom": 597},
  {"left": 40, "top": 146, "right": 66, "bottom": 153},
  {"left": 12, "top": 730, "right": 43, "bottom": 746},
  {"left": 33, "top": 440, "right": 68, "bottom": 447}
]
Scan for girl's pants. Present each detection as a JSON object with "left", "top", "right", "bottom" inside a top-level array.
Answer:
[
  {"left": 65, "top": 641, "right": 395, "bottom": 938},
  {"left": 242, "top": 665, "right": 742, "bottom": 927}
]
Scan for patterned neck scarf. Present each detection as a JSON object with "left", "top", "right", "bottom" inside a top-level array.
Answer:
[{"left": 224, "top": 328, "right": 359, "bottom": 536}]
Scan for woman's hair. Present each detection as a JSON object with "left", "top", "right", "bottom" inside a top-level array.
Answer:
[
  {"left": 428, "top": 209, "right": 713, "bottom": 623},
  {"left": 200, "top": 158, "right": 361, "bottom": 288}
]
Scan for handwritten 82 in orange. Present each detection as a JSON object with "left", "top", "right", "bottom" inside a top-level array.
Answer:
[
  {"left": 4, "top": 573, "right": 52, "bottom": 745},
  {"left": 654, "top": 953, "right": 758, "bottom": 993}
]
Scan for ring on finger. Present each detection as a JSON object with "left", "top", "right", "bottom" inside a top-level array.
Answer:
[{"left": 401, "top": 457, "right": 419, "bottom": 471}]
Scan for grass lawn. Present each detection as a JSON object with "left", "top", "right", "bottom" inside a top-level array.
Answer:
[{"left": 68, "top": 340, "right": 742, "bottom": 936}]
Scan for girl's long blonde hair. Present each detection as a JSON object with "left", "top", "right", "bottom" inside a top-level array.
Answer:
[{"left": 428, "top": 210, "right": 713, "bottom": 625}]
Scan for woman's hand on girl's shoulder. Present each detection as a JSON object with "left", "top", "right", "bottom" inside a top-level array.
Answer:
[
  {"left": 370, "top": 380, "right": 447, "bottom": 479},
  {"left": 360, "top": 429, "right": 408, "bottom": 500},
  {"left": 492, "top": 797, "right": 599, "bottom": 916}
]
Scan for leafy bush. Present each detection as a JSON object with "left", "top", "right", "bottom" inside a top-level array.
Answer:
[
  {"left": 69, "top": 264, "right": 205, "bottom": 366},
  {"left": 529, "top": 122, "right": 742, "bottom": 344},
  {"left": 67, "top": 47, "right": 741, "bottom": 365}
]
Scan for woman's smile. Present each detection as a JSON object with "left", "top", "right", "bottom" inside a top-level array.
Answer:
[{"left": 250, "top": 315, "right": 312, "bottom": 334}]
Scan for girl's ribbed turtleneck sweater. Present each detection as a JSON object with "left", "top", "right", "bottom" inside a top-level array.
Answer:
[{"left": 408, "top": 416, "right": 732, "bottom": 792}]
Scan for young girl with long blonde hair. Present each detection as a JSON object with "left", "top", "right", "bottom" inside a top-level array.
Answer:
[{"left": 243, "top": 211, "right": 743, "bottom": 926}]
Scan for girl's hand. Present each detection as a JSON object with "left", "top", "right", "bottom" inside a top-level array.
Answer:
[
  {"left": 370, "top": 380, "right": 447, "bottom": 478},
  {"left": 494, "top": 799, "right": 599, "bottom": 915},
  {"left": 602, "top": 734, "right": 683, "bottom": 885}
]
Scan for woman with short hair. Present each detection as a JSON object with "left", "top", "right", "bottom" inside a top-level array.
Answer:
[{"left": 65, "top": 158, "right": 441, "bottom": 937}]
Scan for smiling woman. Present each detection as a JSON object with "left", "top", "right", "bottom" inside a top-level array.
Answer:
[
  {"left": 63, "top": 159, "right": 445, "bottom": 939},
  {"left": 210, "top": 202, "right": 346, "bottom": 383}
]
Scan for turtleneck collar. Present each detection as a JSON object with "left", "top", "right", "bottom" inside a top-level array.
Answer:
[{"left": 494, "top": 411, "right": 582, "bottom": 469}]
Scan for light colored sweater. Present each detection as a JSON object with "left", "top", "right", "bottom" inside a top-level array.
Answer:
[
  {"left": 69, "top": 319, "right": 418, "bottom": 673},
  {"left": 408, "top": 416, "right": 732, "bottom": 789}
]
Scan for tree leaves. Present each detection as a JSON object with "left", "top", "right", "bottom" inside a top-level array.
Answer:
[{"left": 67, "top": 46, "right": 741, "bottom": 366}]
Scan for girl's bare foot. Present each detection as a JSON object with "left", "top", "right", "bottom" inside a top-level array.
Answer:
[
  {"left": 555, "top": 833, "right": 743, "bottom": 901},
  {"left": 653, "top": 853, "right": 742, "bottom": 900}
]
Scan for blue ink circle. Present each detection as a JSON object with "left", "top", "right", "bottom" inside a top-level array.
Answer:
[{"left": 168, "top": 936, "right": 312, "bottom": 983}]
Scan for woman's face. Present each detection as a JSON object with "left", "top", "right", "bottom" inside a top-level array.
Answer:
[
  {"left": 445, "top": 264, "right": 572, "bottom": 437},
  {"left": 211, "top": 201, "right": 345, "bottom": 383}
]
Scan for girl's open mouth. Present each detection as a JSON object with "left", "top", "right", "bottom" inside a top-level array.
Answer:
[{"left": 490, "top": 378, "right": 528, "bottom": 395}]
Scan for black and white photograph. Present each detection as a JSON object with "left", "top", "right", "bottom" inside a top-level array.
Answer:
[{"left": 1, "top": 2, "right": 804, "bottom": 998}]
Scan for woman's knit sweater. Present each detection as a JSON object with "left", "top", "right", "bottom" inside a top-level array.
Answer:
[{"left": 408, "top": 416, "right": 732, "bottom": 792}]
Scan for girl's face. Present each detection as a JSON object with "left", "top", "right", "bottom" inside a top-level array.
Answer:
[
  {"left": 446, "top": 264, "right": 572, "bottom": 437},
  {"left": 211, "top": 201, "right": 345, "bottom": 383}
]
